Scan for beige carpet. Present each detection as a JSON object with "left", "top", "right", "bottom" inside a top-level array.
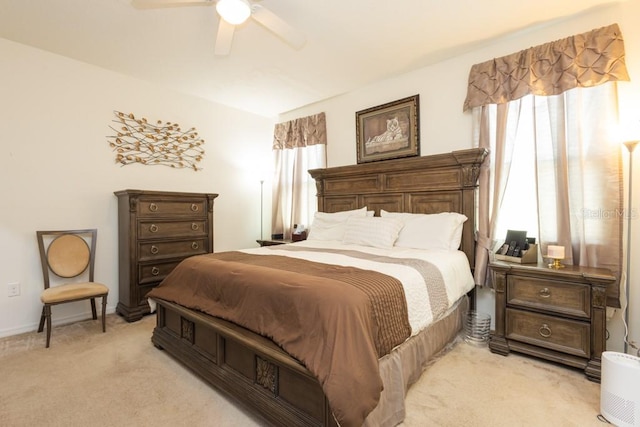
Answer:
[{"left": 0, "top": 314, "right": 608, "bottom": 427}]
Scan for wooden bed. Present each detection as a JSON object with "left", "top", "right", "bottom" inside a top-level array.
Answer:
[{"left": 150, "top": 148, "right": 488, "bottom": 427}]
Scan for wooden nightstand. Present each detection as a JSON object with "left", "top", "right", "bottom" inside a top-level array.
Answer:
[
  {"left": 489, "top": 261, "right": 616, "bottom": 382},
  {"left": 256, "top": 239, "right": 293, "bottom": 247}
]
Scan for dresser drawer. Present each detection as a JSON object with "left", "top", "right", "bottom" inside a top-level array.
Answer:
[
  {"left": 138, "top": 283, "right": 159, "bottom": 305},
  {"left": 138, "top": 220, "right": 208, "bottom": 239},
  {"left": 507, "top": 275, "right": 590, "bottom": 319},
  {"left": 137, "top": 198, "right": 208, "bottom": 218},
  {"left": 138, "top": 259, "right": 184, "bottom": 285},
  {"left": 506, "top": 308, "right": 590, "bottom": 358},
  {"left": 139, "top": 238, "right": 209, "bottom": 261}
]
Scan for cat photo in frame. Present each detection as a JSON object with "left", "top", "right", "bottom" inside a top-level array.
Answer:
[{"left": 355, "top": 95, "right": 420, "bottom": 164}]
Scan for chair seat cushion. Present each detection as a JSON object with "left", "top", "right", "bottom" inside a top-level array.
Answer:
[{"left": 41, "top": 282, "right": 109, "bottom": 304}]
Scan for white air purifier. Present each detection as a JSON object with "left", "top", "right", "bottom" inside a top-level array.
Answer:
[{"left": 601, "top": 351, "right": 640, "bottom": 427}]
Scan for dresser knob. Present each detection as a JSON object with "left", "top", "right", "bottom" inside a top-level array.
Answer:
[
  {"left": 151, "top": 267, "right": 160, "bottom": 276},
  {"left": 149, "top": 224, "right": 158, "bottom": 233},
  {"left": 150, "top": 245, "right": 159, "bottom": 254},
  {"left": 149, "top": 203, "right": 158, "bottom": 212},
  {"left": 539, "top": 287, "right": 551, "bottom": 298},
  {"left": 191, "top": 223, "right": 199, "bottom": 231},
  {"left": 539, "top": 324, "right": 552, "bottom": 338},
  {"left": 191, "top": 242, "right": 199, "bottom": 250},
  {"left": 191, "top": 204, "right": 199, "bottom": 212}
]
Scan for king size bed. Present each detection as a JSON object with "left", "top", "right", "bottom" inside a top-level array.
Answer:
[{"left": 147, "top": 148, "right": 488, "bottom": 427}]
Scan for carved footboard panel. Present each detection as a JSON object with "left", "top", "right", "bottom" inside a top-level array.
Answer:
[{"left": 151, "top": 299, "right": 338, "bottom": 427}]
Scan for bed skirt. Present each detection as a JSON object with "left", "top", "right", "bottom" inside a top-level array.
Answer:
[{"left": 364, "top": 295, "right": 467, "bottom": 426}]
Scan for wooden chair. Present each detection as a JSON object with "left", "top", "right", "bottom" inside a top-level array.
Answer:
[{"left": 36, "top": 229, "right": 109, "bottom": 348}]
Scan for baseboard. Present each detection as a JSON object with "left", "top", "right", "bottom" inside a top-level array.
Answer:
[{"left": 0, "top": 306, "right": 117, "bottom": 339}]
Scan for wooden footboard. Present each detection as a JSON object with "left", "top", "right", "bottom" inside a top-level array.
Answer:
[{"left": 152, "top": 298, "right": 338, "bottom": 427}]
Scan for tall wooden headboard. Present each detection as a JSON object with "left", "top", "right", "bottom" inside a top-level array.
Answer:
[{"left": 309, "top": 148, "right": 488, "bottom": 268}]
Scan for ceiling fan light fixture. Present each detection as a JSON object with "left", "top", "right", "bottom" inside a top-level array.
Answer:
[{"left": 216, "top": 0, "right": 252, "bottom": 25}]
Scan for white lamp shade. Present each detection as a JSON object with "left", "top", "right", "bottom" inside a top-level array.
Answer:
[{"left": 216, "top": 0, "right": 252, "bottom": 25}]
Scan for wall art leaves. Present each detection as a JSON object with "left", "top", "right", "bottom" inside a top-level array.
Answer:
[{"left": 107, "top": 111, "right": 205, "bottom": 171}]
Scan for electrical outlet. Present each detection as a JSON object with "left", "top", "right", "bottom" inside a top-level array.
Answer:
[{"left": 7, "top": 282, "right": 20, "bottom": 297}]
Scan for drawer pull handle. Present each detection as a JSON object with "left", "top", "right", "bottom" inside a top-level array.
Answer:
[
  {"left": 149, "top": 224, "right": 158, "bottom": 233},
  {"left": 191, "top": 223, "right": 199, "bottom": 231},
  {"left": 539, "top": 324, "right": 552, "bottom": 338},
  {"left": 539, "top": 287, "right": 551, "bottom": 298},
  {"left": 191, "top": 242, "right": 199, "bottom": 250},
  {"left": 150, "top": 245, "right": 159, "bottom": 254},
  {"left": 191, "top": 204, "right": 199, "bottom": 212},
  {"left": 149, "top": 203, "right": 158, "bottom": 212},
  {"left": 151, "top": 267, "right": 160, "bottom": 276}
]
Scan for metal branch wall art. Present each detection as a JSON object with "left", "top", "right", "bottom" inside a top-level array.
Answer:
[{"left": 107, "top": 111, "right": 205, "bottom": 171}]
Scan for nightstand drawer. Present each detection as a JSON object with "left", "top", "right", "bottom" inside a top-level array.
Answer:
[
  {"left": 507, "top": 275, "right": 590, "bottom": 319},
  {"left": 506, "top": 308, "right": 590, "bottom": 358}
]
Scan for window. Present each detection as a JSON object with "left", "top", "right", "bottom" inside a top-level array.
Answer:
[
  {"left": 477, "top": 84, "right": 622, "bottom": 304},
  {"left": 271, "top": 113, "right": 327, "bottom": 240}
]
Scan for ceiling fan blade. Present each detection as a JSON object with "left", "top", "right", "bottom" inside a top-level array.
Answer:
[
  {"left": 214, "top": 19, "right": 235, "bottom": 56},
  {"left": 131, "top": 0, "right": 214, "bottom": 9},
  {"left": 250, "top": 4, "right": 306, "bottom": 50}
]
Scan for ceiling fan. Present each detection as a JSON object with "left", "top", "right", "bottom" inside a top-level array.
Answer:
[{"left": 131, "top": 0, "right": 306, "bottom": 55}]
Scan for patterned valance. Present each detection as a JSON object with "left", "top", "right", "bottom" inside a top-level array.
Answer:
[
  {"left": 273, "top": 112, "right": 327, "bottom": 150},
  {"left": 463, "top": 23, "right": 630, "bottom": 111}
]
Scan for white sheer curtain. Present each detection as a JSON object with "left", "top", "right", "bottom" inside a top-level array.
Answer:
[
  {"left": 472, "top": 103, "right": 516, "bottom": 287},
  {"left": 271, "top": 113, "right": 327, "bottom": 240},
  {"left": 472, "top": 84, "right": 623, "bottom": 305},
  {"left": 534, "top": 85, "right": 622, "bottom": 306}
]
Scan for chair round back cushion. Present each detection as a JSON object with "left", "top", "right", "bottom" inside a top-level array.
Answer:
[{"left": 47, "top": 234, "right": 90, "bottom": 278}]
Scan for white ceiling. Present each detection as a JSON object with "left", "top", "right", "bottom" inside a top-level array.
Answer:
[{"left": 0, "top": 0, "right": 625, "bottom": 117}]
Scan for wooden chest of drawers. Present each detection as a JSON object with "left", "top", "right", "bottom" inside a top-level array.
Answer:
[
  {"left": 115, "top": 189, "right": 218, "bottom": 322},
  {"left": 489, "top": 261, "right": 616, "bottom": 382}
]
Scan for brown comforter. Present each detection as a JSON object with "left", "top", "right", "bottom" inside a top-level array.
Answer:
[{"left": 147, "top": 250, "right": 413, "bottom": 426}]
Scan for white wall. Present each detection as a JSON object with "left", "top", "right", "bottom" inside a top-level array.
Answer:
[
  {"left": 280, "top": 1, "right": 640, "bottom": 354},
  {"left": 0, "top": 38, "right": 274, "bottom": 337}
]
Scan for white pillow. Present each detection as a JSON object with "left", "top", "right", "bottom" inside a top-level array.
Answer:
[
  {"left": 307, "top": 207, "right": 368, "bottom": 241},
  {"left": 342, "top": 216, "right": 404, "bottom": 248},
  {"left": 380, "top": 210, "right": 467, "bottom": 250}
]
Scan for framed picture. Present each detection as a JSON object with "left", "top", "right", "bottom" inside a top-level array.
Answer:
[{"left": 355, "top": 95, "right": 420, "bottom": 164}]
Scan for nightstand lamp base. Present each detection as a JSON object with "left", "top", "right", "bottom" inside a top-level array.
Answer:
[{"left": 547, "top": 257, "right": 565, "bottom": 269}]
